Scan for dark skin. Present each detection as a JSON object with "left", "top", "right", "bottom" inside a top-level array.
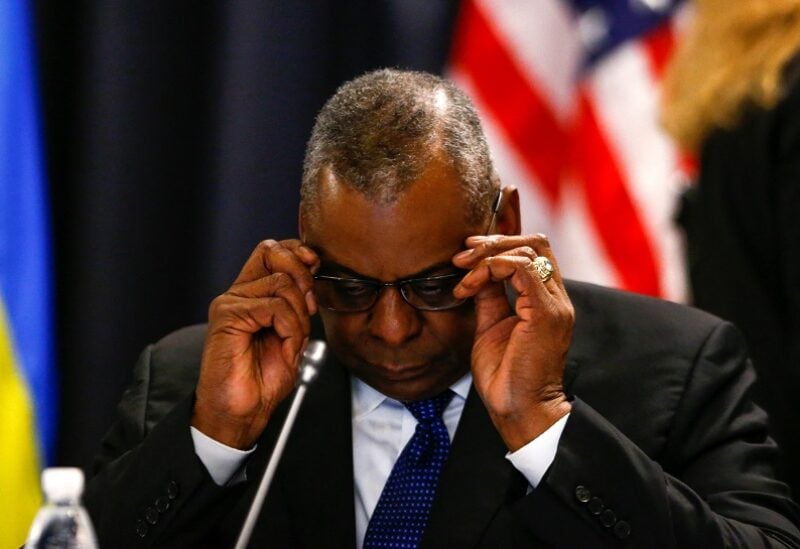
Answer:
[{"left": 192, "top": 154, "right": 574, "bottom": 452}]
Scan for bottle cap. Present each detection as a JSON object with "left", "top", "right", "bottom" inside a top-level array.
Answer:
[{"left": 42, "top": 467, "right": 85, "bottom": 503}]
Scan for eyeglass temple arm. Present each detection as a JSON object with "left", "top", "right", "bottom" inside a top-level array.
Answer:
[{"left": 486, "top": 189, "right": 503, "bottom": 235}]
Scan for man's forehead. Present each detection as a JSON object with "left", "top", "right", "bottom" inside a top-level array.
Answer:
[{"left": 303, "top": 161, "right": 480, "bottom": 280}]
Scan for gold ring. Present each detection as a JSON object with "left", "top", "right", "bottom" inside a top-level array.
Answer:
[{"left": 531, "top": 256, "right": 554, "bottom": 283}]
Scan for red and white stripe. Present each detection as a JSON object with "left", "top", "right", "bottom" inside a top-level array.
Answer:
[{"left": 449, "top": 0, "right": 689, "bottom": 301}]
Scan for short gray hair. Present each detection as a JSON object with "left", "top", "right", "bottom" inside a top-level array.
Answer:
[{"left": 300, "top": 69, "right": 496, "bottom": 224}]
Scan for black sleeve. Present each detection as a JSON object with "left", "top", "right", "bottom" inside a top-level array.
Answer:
[
  {"left": 514, "top": 322, "right": 800, "bottom": 547},
  {"left": 84, "top": 345, "right": 250, "bottom": 548}
]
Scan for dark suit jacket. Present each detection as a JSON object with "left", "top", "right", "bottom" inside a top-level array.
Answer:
[{"left": 84, "top": 281, "right": 800, "bottom": 547}]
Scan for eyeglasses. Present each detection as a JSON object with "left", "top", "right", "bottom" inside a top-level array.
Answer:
[
  {"left": 313, "top": 272, "right": 467, "bottom": 312},
  {"left": 312, "top": 188, "right": 502, "bottom": 313}
]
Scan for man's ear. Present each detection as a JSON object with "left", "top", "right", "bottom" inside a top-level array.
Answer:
[{"left": 496, "top": 185, "right": 521, "bottom": 236}]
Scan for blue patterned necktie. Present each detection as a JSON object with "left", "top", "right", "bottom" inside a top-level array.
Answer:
[{"left": 363, "top": 390, "right": 455, "bottom": 549}]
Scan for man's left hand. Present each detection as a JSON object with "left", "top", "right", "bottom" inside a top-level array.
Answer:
[{"left": 452, "top": 234, "right": 574, "bottom": 451}]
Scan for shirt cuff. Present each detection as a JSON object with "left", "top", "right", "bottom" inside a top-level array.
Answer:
[
  {"left": 505, "top": 413, "right": 570, "bottom": 488},
  {"left": 190, "top": 426, "right": 256, "bottom": 486}
]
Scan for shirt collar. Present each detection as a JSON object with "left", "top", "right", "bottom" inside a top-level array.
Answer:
[{"left": 351, "top": 371, "right": 472, "bottom": 420}]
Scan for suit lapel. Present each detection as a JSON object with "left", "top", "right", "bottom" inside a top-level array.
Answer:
[
  {"left": 422, "top": 352, "right": 581, "bottom": 548},
  {"left": 275, "top": 358, "right": 356, "bottom": 548},
  {"left": 422, "top": 384, "right": 527, "bottom": 548}
]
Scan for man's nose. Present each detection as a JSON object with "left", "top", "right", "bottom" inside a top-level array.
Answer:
[{"left": 367, "top": 287, "right": 422, "bottom": 346}]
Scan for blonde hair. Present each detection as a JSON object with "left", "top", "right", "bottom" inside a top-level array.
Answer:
[{"left": 662, "top": 0, "right": 800, "bottom": 152}]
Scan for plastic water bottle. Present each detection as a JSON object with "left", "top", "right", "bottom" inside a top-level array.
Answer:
[{"left": 24, "top": 467, "right": 98, "bottom": 549}]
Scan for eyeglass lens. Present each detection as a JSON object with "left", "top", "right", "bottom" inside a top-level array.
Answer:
[{"left": 313, "top": 275, "right": 465, "bottom": 312}]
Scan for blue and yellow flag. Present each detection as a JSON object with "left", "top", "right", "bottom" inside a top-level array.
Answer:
[{"left": 0, "top": 0, "right": 56, "bottom": 545}]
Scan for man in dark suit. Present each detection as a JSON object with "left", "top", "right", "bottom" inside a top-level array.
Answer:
[{"left": 85, "top": 69, "right": 800, "bottom": 547}]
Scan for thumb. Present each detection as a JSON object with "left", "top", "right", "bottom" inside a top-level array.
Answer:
[{"left": 473, "top": 280, "right": 513, "bottom": 336}]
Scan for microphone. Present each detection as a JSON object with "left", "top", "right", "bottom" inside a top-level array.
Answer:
[{"left": 234, "top": 340, "right": 328, "bottom": 549}]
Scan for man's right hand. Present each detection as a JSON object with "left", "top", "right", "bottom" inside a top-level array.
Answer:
[{"left": 191, "top": 239, "right": 319, "bottom": 449}]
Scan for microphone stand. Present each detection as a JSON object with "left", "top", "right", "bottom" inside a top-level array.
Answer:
[{"left": 234, "top": 341, "right": 327, "bottom": 549}]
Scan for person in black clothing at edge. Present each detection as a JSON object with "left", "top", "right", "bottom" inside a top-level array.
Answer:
[
  {"left": 663, "top": 0, "right": 800, "bottom": 500},
  {"left": 85, "top": 69, "right": 800, "bottom": 547}
]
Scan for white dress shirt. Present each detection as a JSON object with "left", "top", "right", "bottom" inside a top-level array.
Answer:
[{"left": 191, "top": 373, "right": 568, "bottom": 547}]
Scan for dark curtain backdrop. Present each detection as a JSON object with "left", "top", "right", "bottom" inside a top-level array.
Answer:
[{"left": 34, "top": 1, "right": 460, "bottom": 471}]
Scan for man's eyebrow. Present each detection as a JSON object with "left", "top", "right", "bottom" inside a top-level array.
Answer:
[{"left": 318, "top": 259, "right": 458, "bottom": 281}]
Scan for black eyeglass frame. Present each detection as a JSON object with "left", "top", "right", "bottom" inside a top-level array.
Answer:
[
  {"left": 486, "top": 189, "right": 502, "bottom": 235},
  {"left": 311, "top": 188, "right": 503, "bottom": 313},
  {"left": 313, "top": 272, "right": 467, "bottom": 312}
]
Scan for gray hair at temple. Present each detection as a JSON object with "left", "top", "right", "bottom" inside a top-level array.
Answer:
[{"left": 300, "top": 69, "right": 497, "bottom": 225}]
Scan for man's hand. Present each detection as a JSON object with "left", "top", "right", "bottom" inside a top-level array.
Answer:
[
  {"left": 452, "top": 234, "right": 574, "bottom": 451},
  {"left": 192, "top": 239, "right": 319, "bottom": 449}
]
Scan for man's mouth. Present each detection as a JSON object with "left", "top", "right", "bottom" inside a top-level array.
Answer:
[{"left": 365, "top": 361, "right": 428, "bottom": 380}]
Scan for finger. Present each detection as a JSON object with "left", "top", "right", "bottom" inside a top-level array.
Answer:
[
  {"left": 252, "top": 298, "right": 307, "bottom": 366},
  {"left": 497, "top": 254, "right": 573, "bottom": 329},
  {"left": 235, "top": 239, "right": 318, "bottom": 284},
  {"left": 266, "top": 240, "right": 321, "bottom": 314},
  {"left": 471, "top": 279, "right": 512, "bottom": 337},
  {"left": 453, "top": 234, "right": 550, "bottom": 269},
  {"left": 287, "top": 240, "right": 320, "bottom": 270},
  {"left": 281, "top": 338, "right": 302, "bottom": 374},
  {"left": 227, "top": 272, "right": 312, "bottom": 333},
  {"left": 234, "top": 239, "right": 319, "bottom": 312},
  {"left": 455, "top": 255, "right": 549, "bottom": 337},
  {"left": 530, "top": 234, "right": 565, "bottom": 287},
  {"left": 459, "top": 255, "right": 551, "bottom": 301},
  {"left": 455, "top": 233, "right": 566, "bottom": 296},
  {"left": 209, "top": 294, "right": 309, "bottom": 349},
  {"left": 455, "top": 245, "right": 537, "bottom": 295},
  {"left": 484, "top": 257, "right": 561, "bottom": 328},
  {"left": 256, "top": 296, "right": 308, "bottom": 367},
  {"left": 509, "top": 234, "right": 568, "bottom": 298},
  {"left": 490, "top": 246, "right": 560, "bottom": 299}
]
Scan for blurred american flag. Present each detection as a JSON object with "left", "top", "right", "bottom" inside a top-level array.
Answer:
[{"left": 449, "top": 0, "right": 691, "bottom": 301}]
